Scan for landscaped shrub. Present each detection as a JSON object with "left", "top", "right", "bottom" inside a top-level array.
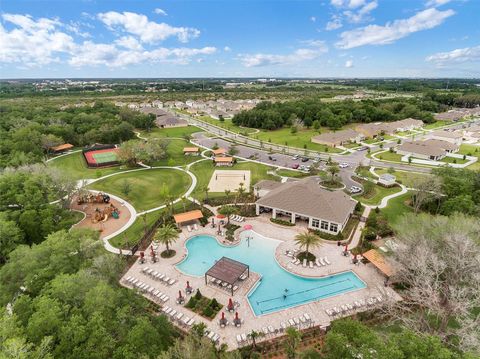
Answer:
[
  {"left": 202, "top": 306, "right": 214, "bottom": 318},
  {"left": 363, "top": 228, "right": 377, "bottom": 241},
  {"left": 185, "top": 297, "right": 197, "bottom": 309},
  {"left": 270, "top": 218, "right": 295, "bottom": 226},
  {"left": 209, "top": 298, "right": 221, "bottom": 311},
  {"left": 312, "top": 229, "right": 344, "bottom": 241},
  {"left": 194, "top": 289, "right": 202, "bottom": 300}
]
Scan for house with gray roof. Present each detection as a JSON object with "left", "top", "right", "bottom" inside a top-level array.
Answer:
[
  {"left": 311, "top": 129, "right": 364, "bottom": 146},
  {"left": 396, "top": 139, "right": 458, "bottom": 160},
  {"left": 429, "top": 130, "right": 463, "bottom": 146},
  {"left": 255, "top": 178, "right": 357, "bottom": 234}
]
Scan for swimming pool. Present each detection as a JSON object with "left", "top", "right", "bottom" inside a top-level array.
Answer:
[{"left": 176, "top": 231, "right": 366, "bottom": 316}]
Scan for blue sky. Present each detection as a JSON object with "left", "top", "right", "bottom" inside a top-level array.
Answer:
[{"left": 1, "top": 0, "right": 479, "bottom": 78}]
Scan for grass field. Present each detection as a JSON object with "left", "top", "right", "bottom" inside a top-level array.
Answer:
[
  {"left": 149, "top": 139, "right": 201, "bottom": 167},
  {"left": 374, "top": 151, "right": 404, "bottom": 162},
  {"left": 380, "top": 191, "right": 413, "bottom": 225},
  {"left": 108, "top": 210, "right": 161, "bottom": 249},
  {"left": 374, "top": 168, "right": 432, "bottom": 188},
  {"left": 49, "top": 151, "right": 128, "bottom": 180},
  {"left": 439, "top": 156, "right": 469, "bottom": 164},
  {"left": 353, "top": 182, "right": 403, "bottom": 206},
  {"left": 424, "top": 120, "right": 450, "bottom": 129},
  {"left": 276, "top": 169, "right": 311, "bottom": 178},
  {"left": 89, "top": 168, "right": 191, "bottom": 212},
  {"left": 459, "top": 144, "right": 480, "bottom": 170},
  {"left": 250, "top": 127, "right": 343, "bottom": 154},
  {"left": 189, "top": 159, "right": 277, "bottom": 200},
  {"left": 140, "top": 125, "right": 201, "bottom": 139}
]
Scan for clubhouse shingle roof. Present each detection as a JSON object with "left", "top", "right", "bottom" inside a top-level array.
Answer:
[{"left": 256, "top": 178, "right": 356, "bottom": 224}]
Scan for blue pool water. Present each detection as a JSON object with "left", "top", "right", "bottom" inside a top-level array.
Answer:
[{"left": 176, "top": 232, "right": 366, "bottom": 316}]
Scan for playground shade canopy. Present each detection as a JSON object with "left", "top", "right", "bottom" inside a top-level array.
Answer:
[
  {"left": 212, "top": 148, "right": 227, "bottom": 156},
  {"left": 51, "top": 143, "right": 74, "bottom": 152},
  {"left": 173, "top": 210, "right": 203, "bottom": 224},
  {"left": 205, "top": 257, "right": 249, "bottom": 295},
  {"left": 214, "top": 157, "right": 234, "bottom": 163},
  {"left": 183, "top": 147, "right": 199, "bottom": 153},
  {"left": 362, "top": 249, "right": 394, "bottom": 277}
]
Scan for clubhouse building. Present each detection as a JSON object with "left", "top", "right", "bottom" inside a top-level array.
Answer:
[{"left": 254, "top": 178, "right": 357, "bottom": 234}]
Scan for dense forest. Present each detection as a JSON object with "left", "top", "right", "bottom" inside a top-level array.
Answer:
[
  {"left": 232, "top": 98, "right": 443, "bottom": 130},
  {"left": 0, "top": 101, "right": 155, "bottom": 168}
]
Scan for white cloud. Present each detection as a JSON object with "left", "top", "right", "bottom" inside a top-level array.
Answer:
[
  {"left": 331, "top": 0, "right": 345, "bottom": 7},
  {"left": 345, "top": 59, "right": 354, "bottom": 67},
  {"left": 426, "top": 0, "right": 452, "bottom": 7},
  {"left": 115, "top": 36, "right": 143, "bottom": 50},
  {"left": 0, "top": 12, "right": 216, "bottom": 68},
  {"left": 347, "top": 0, "right": 366, "bottom": 9},
  {"left": 97, "top": 11, "right": 200, "bottom": 44},
  {"left": 326, "top": 16, "right": 343, "bottom": 30},
  {"left": 154, "top": 8, "right": 168, "bottom": 16},
  {"left": 310, "top": 16, "right": 316, "bottom": 22},
  {"left": 426, "top": 45, "right": 480, "bottom": 66},
  {"left": 343, "top": 1, "right": 378, "bottom": 23},
  {"left": 224, "top": 46, "right": 231, "bottom": 52},
  {"left": 240, "top": 41, "right": 327, "bottom": 67},
  {"left": 336, "top": 7, "right": 455, "bottom": 49},
  {"left": 0, "top": 14, "right": 75, "bottom": 66}
]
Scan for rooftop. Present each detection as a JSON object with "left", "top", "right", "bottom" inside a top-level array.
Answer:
[
  {"left": 430, "top": 130, "right": 463, "bottom": 139},
  {"left": 173, "top": 210, "right": 203, "bottom": 224},
  {"left": 362, "top": 249, "right": 394, "bottom": 277},
  {"left": 256, "top": 178, "right": 357, "bottom": 224},
  {"left": 205, "top": 256, "right": 249, "bottom": 285}
]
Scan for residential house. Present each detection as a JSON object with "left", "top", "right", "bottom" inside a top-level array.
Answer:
[
  {"left": 396, "top": 139, "right": 458, "bottom": 160},
  {"left": 429, "top": 130, "right": 463, "bottom": 146},
  {"left": 255, "top": 178, "right": 357, "bottom": 234},
  {"left": 311, "top": 129, "right": 364, "bottom": 147}
]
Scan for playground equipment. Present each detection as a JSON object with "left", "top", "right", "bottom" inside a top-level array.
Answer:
[
  {"left": 77, "top": 191, "right": 110, "bottom": 205},
  {"left": 91, "top": 203, "right": 120, "bottom": 223}
]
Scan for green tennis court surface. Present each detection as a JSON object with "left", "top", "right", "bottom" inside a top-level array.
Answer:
[{"left": 92, "top": 152, "right": 118, "bottom": 163}]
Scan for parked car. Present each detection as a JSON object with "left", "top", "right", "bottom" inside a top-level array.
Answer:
[
  {"left": 292, "top": 155, "right": 299, "bottom": 160},
  {"left": 358, "top": 146, "right": 369, "bottom": 151},
  {"left": 339, "top": 162, "right": 349, "bottom": 168},
  {"left": 350, "top": 186, "right": 362, "bottom": 194},
  {"left": 268, "top": 156, "right": 277, "bottom": 161},
  {"left": 301, "top": 157, "right": 309, "bottom": 162},
  {"left": 291, "top": 163, "right": 299, "bottom": 169}
]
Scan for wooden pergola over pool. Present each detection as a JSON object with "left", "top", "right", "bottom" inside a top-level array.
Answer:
[{"left": 205, "top": 257, "right": 249, "bottom": 296}]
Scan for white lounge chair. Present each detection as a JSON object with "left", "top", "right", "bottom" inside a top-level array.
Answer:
[
  {"left": 304, "top": 313, "right": 311, "bottom": 322},
  {"left": 319, "top": 258, "right": 326, "bottom": 266},
  {"left": 309, "top": 261, "right": 314, "bottom": 268},
  {"left": 324, "top": 257, "right": 331, "bottom": 265},
  {"left": 187, "top": 318, "right": 195, "bottom": 326},
  {"left": 187, "top": 225, "right": 192, "bottom": 232},
  {"left": 262, "top": 327, "right": 269, "bottom": 335},
  {"left": 236, "top": 334, "right": 243, "bottom": 344},
  {"left": 288, "top": 318, "right": 296, "bottom": 326},
  {"left": 182, "top": 316, "right": 190, "bottom": 325},
  {"left": 168, "top": 278, "right": 176, "bottom": 285},
  {"left": 302, "top": 259, "right": 307, "bottom": 267},
  {"left": 176, "top": 313, "right": 183, "bottom": 321},
  {"left": 194, "top": 223, "right": 199, "bottom": 230},
  {"left": 241, "top": 333, "right": 247, "bottom": 342},
  {"left": 315, "top": 259, "right": 321, "bottom": 266}
]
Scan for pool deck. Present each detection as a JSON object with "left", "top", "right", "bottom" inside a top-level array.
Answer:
[{"left": 120, "top": 216, "right": 401, "bottom": 350}]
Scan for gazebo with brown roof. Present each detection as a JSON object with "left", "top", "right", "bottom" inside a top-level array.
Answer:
[
  {"left": 183, "top": 147, "right": 200, "bottom": 156},
  {"left": 173, "top": 210, "right": 203, "bottom": 227},
  {"left": 205, "top": 256, "right": 249, "bottom": 295},
  {"left": 51, "top": 143, "right": 74, "bottom": 153},
  {"left": 212, "top": 148, "right": 227, "bottom": 156},
  {"left": 362, "top": 249, "right": 394, "bottom": 277}
]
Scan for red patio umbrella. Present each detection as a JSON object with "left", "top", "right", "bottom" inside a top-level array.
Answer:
[
  {"left": 216, "top": 214, "right": 226, "bottom": 219},
  {"left": 243, "top": 224, "right": 252, "bottom": 230},
  {"left": 221, "top": 312, "right": 225, "bottom": 320},
  {"left": 139, "top": 252, "right": 144, "bottom": 259},
  {"left": 344, "top": 244, "right": 348, "bottom": 252},
  {"left": 235, "top": 312, "right": 239, "bottom": 321},
  {"left": 228, "top": 298, "right": 234, "bottom": 311},
  {"left": 186, "top": 281, "right": 192, "bottom": 289}
]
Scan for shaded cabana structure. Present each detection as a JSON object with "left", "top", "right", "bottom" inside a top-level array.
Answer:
[
  {"left": 173, "top": 210, "right": 203, "bottom": 228},
  {"left": 205, "top": 257, "right": 249, "bottom": 295},
  {"left": 362, "top": 249, "right": 394, "bottom": 278}
]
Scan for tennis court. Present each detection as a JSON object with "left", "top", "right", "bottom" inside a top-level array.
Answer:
[
  {"left": 208, "top": 170, "right": 251, "bottom": 192},
  {"left": 84, "top": 148, "right": 119, "bottom": 167}
]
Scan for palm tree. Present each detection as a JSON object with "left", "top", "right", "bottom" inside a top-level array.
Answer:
[
  {"left": 327, "top": 164, "right": 340, "bottom": 183},
  {"left": 181, "top": 196, "right": 187, "bottom": 212},
  {"left": 284, "top": 327, "right": 302, "bottom": 359},
  {"left": 237, "top": 184, "right": 246, "bottom": 212},
  {"left": 202, "top": 186, "right": 210, "bottom": 202},
  {"left": 154, "top": 224, "right": 179, "bottom": 256},
  {"left": 224, "top": 189, "right": 231, "bottom": 204},
  {"left": 247, "top": 330, "right": 264, "bottom": 350},
  {"left": 294, "top": 231, "right": 322, "bottom": 258},
  {"left": 218, "top": 205, "right": 237, "bottom": 225}
]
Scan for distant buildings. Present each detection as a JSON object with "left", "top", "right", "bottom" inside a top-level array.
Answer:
[
  {"left": 139, "top": 108, "right": 188, "bottom": 128},
  {"left": 311, "top": 129, "right": 364, "bottom": 147},
  {"left": 429, "top": 130, "right": 463, "bottom": 146}
]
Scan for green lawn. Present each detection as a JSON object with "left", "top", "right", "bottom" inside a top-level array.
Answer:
[
  {"left": 374, "top": 168, "right": 432, "bottom": 188},
  {"left": 140, "top": 125, "right": 201, "bottom": 139},
  {"left": 89, "top": 168, "right": 191, "bottom": 212},
  {"left": 276, "top": 169, "right": 311, "bottom": 178},
  {"left": 458, "top": 144, "right": 480, "bottom": 170},
  {"left": 189, "top": 159, "right": 277, "bottom": 200},
  {"left": 196, "top": 116, "right": 250, "bottom": 134},
  {"left": 374, "top": 151, "right": 404, "bottom": 162},
  {"left": 149, "top": 139, "right": 201, "bottom": 167},
  {"left": 380, "top": 191, "right": 413, "bottom": 225},
  {"left": 49, "top": 151, "right": 128, "bottom": 180},
  {"left": 251, "top": 127, "right": 343, "bottom": 154},
  {"left": 439, "top": 156, "right": 469, "bottom": 164},
  {"left": 355, "top": 166, "right": 377, "bottom": 180},
  {"left": 109, "top": 210, "right": 161, "bottom": 249},
  {"left": 424, "top": 120, "right": 450, "bottom": 129},
  {"left": 353, "top": 182, "right": 403, "bottom": 206}
]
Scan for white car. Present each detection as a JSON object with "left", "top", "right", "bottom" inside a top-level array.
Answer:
[
  {"left": 339, "top": 162, "right": 349, "bottom": 168},
  {"left": 350, "top": 186, "right": 362, "bottom": 194}
]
